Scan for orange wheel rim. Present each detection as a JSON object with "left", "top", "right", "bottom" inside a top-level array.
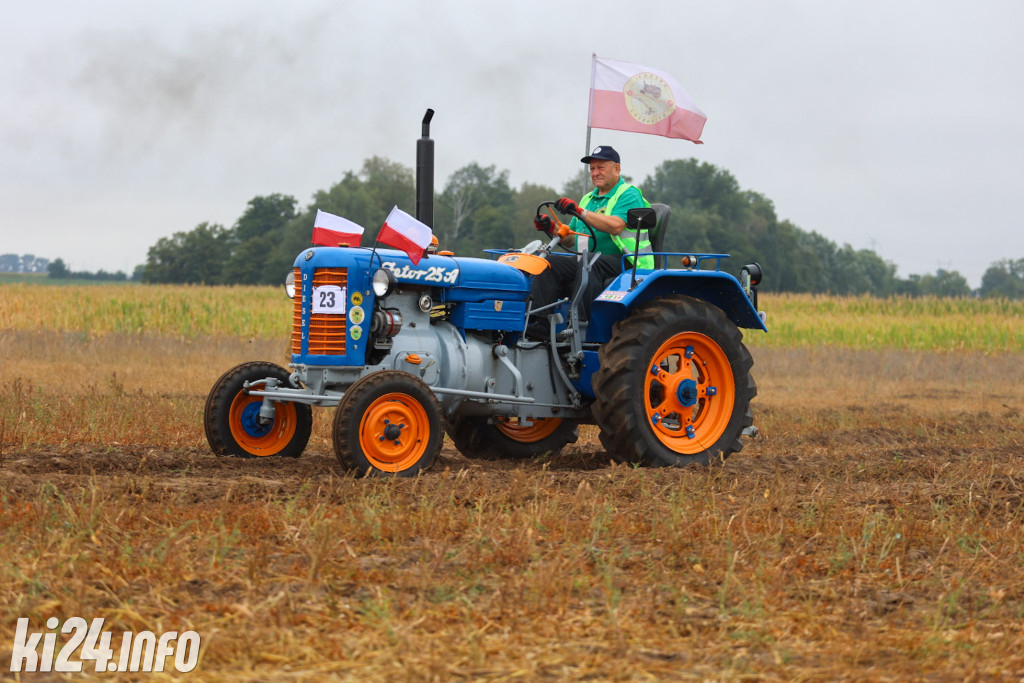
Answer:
[
  {"left": 643, "top": 332, "right": 735, "bottom": 454},
  {"left": 358, "top": 392, "right": 429, "bottom": 472},
  {"left": 495, "top": 417, "right": 562, "bottom": 443},
  {"left": 228, "top": 391, "right": 299, "bottom": 456}
]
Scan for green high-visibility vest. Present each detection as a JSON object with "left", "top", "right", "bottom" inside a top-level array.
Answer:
[{"left": 580, "top": 183, "right": 655, "bottom": 269}]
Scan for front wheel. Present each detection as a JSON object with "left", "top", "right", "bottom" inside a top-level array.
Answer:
[
  {"left": 204, "top": 362, "right": 312, "bottom": 458},
  {"left": 592, "top": 296, "right": 757, "bottom": 467},
  {"left": 332, "top": 371, "right": 444, "bottom": 477}
]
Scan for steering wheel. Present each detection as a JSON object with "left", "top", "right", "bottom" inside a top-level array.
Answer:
[{"left": 534, "top": 201, "right": 598, "bottom": 255}]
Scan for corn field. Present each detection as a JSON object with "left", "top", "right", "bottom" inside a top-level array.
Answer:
[{"left": 3, "top": 285, "right": 1023, "bottom": 352}]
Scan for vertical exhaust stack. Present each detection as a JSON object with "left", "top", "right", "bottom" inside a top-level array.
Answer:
[{"left": 416, "top": 109, "right": 435, "bottom": 228}]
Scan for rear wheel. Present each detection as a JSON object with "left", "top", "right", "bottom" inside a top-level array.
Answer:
[
  {"left": 447, "top": 416, "right": 578, "bottom": 460},
  {"left": 592, "top": 296, "right": 756, "bottom": 467},
  {"left": 333, "top": 371, "right": 443, "bottom": 477},
  {"left": 204, "top": 362, "right": 312, "bottom": 458}
]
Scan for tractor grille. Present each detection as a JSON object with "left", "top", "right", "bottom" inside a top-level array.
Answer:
[{"left": 307, "top": 267, "right": 348, "bottom": 355}]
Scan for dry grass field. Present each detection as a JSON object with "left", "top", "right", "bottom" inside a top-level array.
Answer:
[{"left": 1, "top": 286, "right": 1023, "bottom": 680}]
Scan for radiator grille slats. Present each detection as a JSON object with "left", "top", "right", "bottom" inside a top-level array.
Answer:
[{"left": 291, "top": 267, "right": 348, "bottom": 356}]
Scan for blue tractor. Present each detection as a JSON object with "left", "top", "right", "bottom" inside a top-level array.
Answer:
[{"left": 203, "top": 111, "right": 767, "bottom": 476}]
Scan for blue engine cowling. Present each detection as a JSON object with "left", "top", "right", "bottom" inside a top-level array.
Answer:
[
  {"left": 291, "top": 245, "right": 765, "bottom": 375},
  {"left": 290, "top": 246, "right": 531, "bottom": 367}
]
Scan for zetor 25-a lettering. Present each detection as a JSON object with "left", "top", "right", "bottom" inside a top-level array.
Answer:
[{"left": 382, "top": 262, "right": 459, "bottom": 284}]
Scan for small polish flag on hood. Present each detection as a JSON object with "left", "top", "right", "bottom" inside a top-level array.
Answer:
[
  {"left": 378, "top": 206, "right": 433, "bottom": 265},
  {"left": 589, "top": 56, "right": 706, "bottom": 143},
  {"left": 312, "top": 209, "right": 364, "bottom": 247}
]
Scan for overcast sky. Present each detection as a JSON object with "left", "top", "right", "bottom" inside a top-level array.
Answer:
[{"left": 2, "top": 0, "right": 1021, "bottom": 286}]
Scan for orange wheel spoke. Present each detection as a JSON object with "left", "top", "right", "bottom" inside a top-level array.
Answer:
[{"left": 650, "top": 367, "right": 671, "bottom": 383}]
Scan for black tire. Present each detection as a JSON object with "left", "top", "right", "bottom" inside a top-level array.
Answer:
[
  {"left": 204, "top": 361, "right": 312, "bottom": 458},
  {"left": 332, "top": 370, "right": 443, "bottom": 477},
  {"left": 591, "top": 296, "right": 756, "bottom": 467},
  {"left": 446, "top": 416, "right": 579, "bottom": 460}
]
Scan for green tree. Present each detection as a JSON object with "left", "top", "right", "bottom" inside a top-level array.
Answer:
[
  {"left": 916, "top": 269, "right": 971, "bottom": 297},
  {"left": 222, "top": 194, "right": 299, "bottom": 285},
  {"left": 825, "top": 244, "right": 898, "bottom": 296},
  {"left": 436, "top": 163, "right": 515, "bottom": 255},
  {"left": 359, "top": 156, "right": 416, "bottom": 213},
  {"left": 643, "top": 159, "right": 741, "bottom": 215},
  {"left": 795, "top": 231, "right": 843, "bottom": 292},
  {"left": 223, "top": 234, "right": 282, "bottom": 285},
  {"left": 640, "top": 160, "right": 768, "bottom": 279},
  {"left": 142, "top": 222, "right": 231, "bottom": 284},
  {"left": 755, "top": 220, "right": 825, "bottom": 293},
  {"left": 979, "top": 259, "right": 1024, "bottom": 298},
  {"left": 47, "top": 258, "right": 70, "bottom": 279},
  {"left": 510, "top": 181, "right": 560, "bottom": 248},
  {"left": 234, "top": 194, "right": 298, "bottom": 242},
  {"left": 266, "top": 157, "right": 416, "bottom": 277},
  {"left": 560, "top": 167, "right": 590, "bottom": 200}
]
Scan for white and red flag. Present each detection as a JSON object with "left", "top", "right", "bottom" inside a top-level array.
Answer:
[
  {"left": 312, "top": 209, "right": 364, "bottom": 247},
  {"left": 378, "top": 206, "right": 433, "bottom": 265},
  {"left": 588, "top": 56, "right": 706, "bottom": 143}
]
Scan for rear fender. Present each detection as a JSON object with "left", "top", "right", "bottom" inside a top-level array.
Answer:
[{"left": 587, "top": 269, "right": 767, "bottom": 343}]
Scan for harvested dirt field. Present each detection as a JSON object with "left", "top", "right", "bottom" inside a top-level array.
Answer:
[{"left": 2, "top": 334, "right": 1023, "bottom": 680}]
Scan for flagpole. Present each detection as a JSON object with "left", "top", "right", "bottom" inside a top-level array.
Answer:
[
  {"left": 369, "top": 239, "right": 381, "bottom": 270},
  {"left": 585, "top": 53, "right": 596, "bottom": 158}
]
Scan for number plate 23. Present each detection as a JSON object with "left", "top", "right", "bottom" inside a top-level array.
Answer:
[{"left": 312, "top": 285, "right": 346, "bottom": 314}]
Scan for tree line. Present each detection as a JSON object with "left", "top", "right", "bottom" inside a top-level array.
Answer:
[
  {"left": 1, "top": 254, "right": 49, "bottom": 274},
  {"left": 130, "top": 156, "right": 1023, "bottom": 298},
  {"left": 47, "top": 258, "right": 129, "bottom": 281},
  {"left": 2, "top": 254, "right": 132, "bottom": 280}
]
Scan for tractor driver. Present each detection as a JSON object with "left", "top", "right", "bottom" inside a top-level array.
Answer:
[{"left": 527, "top": 145, "right": 653, "bottom": 339}]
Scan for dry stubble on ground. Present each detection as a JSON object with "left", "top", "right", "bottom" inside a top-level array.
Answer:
[{"left": 1, "top": 331, "right": 1023, "bottom": 681}]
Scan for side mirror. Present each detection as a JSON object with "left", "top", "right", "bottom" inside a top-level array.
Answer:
[
  {"left": 740, "top": 262, "right": 763, "bottom": 309},
  {"left": 627, "top": 207, "right": 657, "bottom": 231},
  {"left": 741, "top": 262, "right": 763, "bottom": 288}
]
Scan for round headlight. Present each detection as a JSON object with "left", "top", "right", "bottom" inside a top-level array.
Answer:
[
  {"left": 284, "top": 271, "right": 296, "bottom": 299},
  {"left": 372, "top": 268, "right": 396, "bottom": 297}
]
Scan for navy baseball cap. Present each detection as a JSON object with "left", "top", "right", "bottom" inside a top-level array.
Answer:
[{"left": 581, "top": 145, "right": 620, "bottom": 164}]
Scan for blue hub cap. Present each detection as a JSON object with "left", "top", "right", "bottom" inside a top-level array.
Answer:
[
  {"left": 239, "top": 401, "right": 272, "bottom": 438},
  {"left": 676, "top": 379, "right": 699, "bottom": 408}
]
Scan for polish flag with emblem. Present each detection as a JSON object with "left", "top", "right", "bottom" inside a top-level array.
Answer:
[
  {"left": 378, "top": 206, "right": 433, "bottom": 265},
  {"left": 588, "top": 55, "right": 706, "bottom": 143},
  {"left": 311, "top": 209, "right": 365, "bottom": 247}
]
